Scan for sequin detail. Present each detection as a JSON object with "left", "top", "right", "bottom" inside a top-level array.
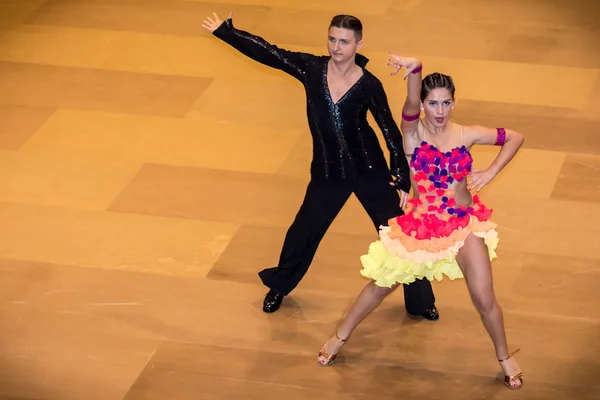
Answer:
[{"left": 213, "top": 19, "right": 411, "bottom": 191}]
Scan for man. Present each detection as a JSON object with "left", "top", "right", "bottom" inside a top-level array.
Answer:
[{"left": 201, "top": 13, "right": 439, "bottom": 320}]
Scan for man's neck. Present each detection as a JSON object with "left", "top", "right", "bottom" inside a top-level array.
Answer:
[{"left": 328, "top": 56, "right": 357, "bottom": 76}]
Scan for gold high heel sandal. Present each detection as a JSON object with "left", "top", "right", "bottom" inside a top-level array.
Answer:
[
  {"left": 317, "top": 332, "right": 348, "bottom": 366},
  {"left": 498, "top": 349, "right": 523, "bottom": 390}
]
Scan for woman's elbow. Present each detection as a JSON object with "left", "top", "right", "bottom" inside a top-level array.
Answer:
[{"left": 509, "top": 130, "right": 524, "bottom": 146}]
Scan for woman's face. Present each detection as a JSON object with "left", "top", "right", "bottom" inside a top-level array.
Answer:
[{"left": 421, "top": 88, "right": 455, "bottom": 128}]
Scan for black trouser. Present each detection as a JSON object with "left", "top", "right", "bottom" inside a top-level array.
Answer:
[{"left": 258, "top": 171, "right": 435, "bottom": 315}]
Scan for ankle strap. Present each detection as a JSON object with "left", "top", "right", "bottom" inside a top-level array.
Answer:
[{"left": 498, "top": 348, "right": 520, "bottom": 362}]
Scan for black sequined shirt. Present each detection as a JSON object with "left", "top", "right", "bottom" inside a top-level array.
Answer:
[{"left": 213, "top": 19, "right": 411, "bottom": 192}]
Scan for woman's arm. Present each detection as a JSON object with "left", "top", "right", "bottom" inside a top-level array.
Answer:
[
  {"left": 464, "top": 125, "right": 525, "bottom": 192},
  {"left": 387, "top": 54, "right": 423, "bottom": 135}
]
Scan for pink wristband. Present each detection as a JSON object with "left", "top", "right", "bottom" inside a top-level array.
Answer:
[
  {"left": 411, "top": 64, "right": 422, "bottom": 74},
  {"left": 495, "top": 128, "right": 506, "bottom": 146},
  {"left": 402, "top": 112, "right": 420, "bottom": 121}
]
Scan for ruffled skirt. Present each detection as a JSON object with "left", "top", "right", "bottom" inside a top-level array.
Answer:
[{"left": 360, "top": 200, "right": 499, "bottom": 288}]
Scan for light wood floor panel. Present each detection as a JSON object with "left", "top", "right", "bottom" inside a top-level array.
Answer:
[
  {"left": 0, "top": 259, "right": 159, "bottom": 399},
  {"left": 2, "top": 259, "right": 597, "bottom": 396},
  {"left": 0, "top": 326, "right": 157, "bottom": 400},
  {"left": 20, "top": 110, "right": 304, "bottom": 174},
  {"left": 0, "top": 25, "right": 115, "bottom": 69},
  {"left": 582, "top": 77, "right": 600, "bottom": 120},
  {"left": 0, "top": 0, "right": 46, "bottom": 30},
  {"left": 493, "top": 25, "right": 600, "bottom": 69},
  {"left": 0, "top": 25, "right": 271, "bottom": 79},
  {"left": 551, "top": 153, "right": 600, "bottom": 203},
  {"left": 124, "top": 371, "right": 593, "bottom": 400},
  {"left": 0, "top": 203, "right": 239, "bottom": 278},
  {"left": 187, "top": 0, "right": 395, "bottom": 16},
  {"left": 486, "top": 196, "right": 600, "bottom": 261},
  {"left": 25, "top": 0, "right": 270, "bottom": 37},
  {"left": 389, "top": 0, "right": 600, "bottom": 31},
  {"left": 185, "top": 73, "right": 309, "bottom": 129},
  {"left": 512, "top": 253, "right": 600, "bottom": 309},
  {"left": 470, "top": 148, "right": 566, "bottom": 199},
  {"left": 0, "top": 105, "right": 54, "bottom": 150},
  {"left": 0, "top": 150, "right": 141, "bottom": 209},
  {"left": 122, "top": 334, "right": 599, "bottom": 399},
  {"left": 0, "top": 61, "right": 212, "bottom": 117},
  {"left": 107, "top": 164, "right": 382, "bottom": 236},
  {"left": 1, "top": 254, "right": 598, "bottom": 398}
]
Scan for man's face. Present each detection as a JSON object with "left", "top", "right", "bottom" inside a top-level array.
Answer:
[{"left": 327, "top": 27, "right": 362, "bottom": 62}]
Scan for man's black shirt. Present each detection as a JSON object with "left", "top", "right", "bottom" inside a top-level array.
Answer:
[{"left": 213, "top": 19, "right": 411, "bottom": 192}]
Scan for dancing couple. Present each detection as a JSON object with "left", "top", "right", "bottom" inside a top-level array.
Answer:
[{"left": 202, "top": 12, "right": 524, "bottom": 389}]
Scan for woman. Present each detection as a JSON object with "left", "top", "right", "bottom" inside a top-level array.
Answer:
[{"left": 316, "top": 55, "right": 525, "bottom": 390}]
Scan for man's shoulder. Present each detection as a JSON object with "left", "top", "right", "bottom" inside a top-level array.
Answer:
[
  {"left": 362, "top": 69, "right": 379, "bottom": 80},
  {"left": 296, "top": 52, "right": 327, "bottom": 61},
  {"left": 295, "top": 53, "right": 328, "bottom": 67},
  {"left": 361, "top": 69, "right": 384, "bottom": 88}
]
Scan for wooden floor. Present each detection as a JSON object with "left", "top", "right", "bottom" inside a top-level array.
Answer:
[{"left": 1, "top": 0, "right": 599, "bottom": 399}]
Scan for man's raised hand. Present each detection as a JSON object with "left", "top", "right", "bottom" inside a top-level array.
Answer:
[{"left": 201, "top": 12, "right": 232, "bottom": 33}]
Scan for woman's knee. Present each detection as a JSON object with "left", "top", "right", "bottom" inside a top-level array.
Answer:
[
  {"left": 472, "top": 292, "right": 497, "bottom": 315},
  {"left": 368, "top": 281, "right": 397, "bottom": 299}
]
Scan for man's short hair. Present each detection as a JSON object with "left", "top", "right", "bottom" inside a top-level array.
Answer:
[{"left": 329, "top": 15, "right": 363, "bottom": 41}]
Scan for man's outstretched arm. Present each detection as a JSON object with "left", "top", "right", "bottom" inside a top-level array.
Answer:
[{"left": 202, "top": 12, "right": 312, "bottom": 80}]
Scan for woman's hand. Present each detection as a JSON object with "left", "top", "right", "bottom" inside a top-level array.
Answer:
[
  {"left": 467, "top": 168, "right": 496, "bottom": 193},
  {"left": 387, "top": 54, "right": 421, "bottom": 79}
]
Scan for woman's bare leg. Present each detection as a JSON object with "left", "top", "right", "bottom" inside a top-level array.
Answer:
[
  {"left": 456, "top": 233, "right": 522, "bottom": 388},
  {"left": 318, "top": 280, "right": 400, "bottom": 365}
]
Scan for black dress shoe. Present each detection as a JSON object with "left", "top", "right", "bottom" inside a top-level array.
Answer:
[
  {"left": 420, "top": 305, "right": 439, "bottom": 321},
  {"left": 263, "top": 290, "right": 284, "bottom": 313},
  {"left": 408, "top": 304, "right": 439, "bottom": 321}
]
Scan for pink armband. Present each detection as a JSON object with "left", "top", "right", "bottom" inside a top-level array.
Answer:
[
  {"left": 411, "top": 64, "right": 422, "bottom": 74},
  {"left": 402, "top": 112, "right": 420, "bottom": 121},
  {"left": 495, "top": 128, "right": 506, "bottom": 146}
]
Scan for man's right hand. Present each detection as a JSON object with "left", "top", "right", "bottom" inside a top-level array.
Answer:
[{"left": 201, "top": 12, "right": 232, "bottom": 33}]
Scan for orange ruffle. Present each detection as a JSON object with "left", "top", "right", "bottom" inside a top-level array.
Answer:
[
  {"left": 379, "top": 214, "right": 498, "bottom": 264},
  {"left": 387, "top": 217, "right": 497, "bottom": 253}
]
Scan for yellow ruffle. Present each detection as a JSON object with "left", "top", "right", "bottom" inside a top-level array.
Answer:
[{"left": 359, "top": 230, "right": 499, "bottom": 288}]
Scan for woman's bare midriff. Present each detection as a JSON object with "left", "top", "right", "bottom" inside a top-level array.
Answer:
[{"left": 408, "top": 174, "right": 473, "bottom": 205}]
